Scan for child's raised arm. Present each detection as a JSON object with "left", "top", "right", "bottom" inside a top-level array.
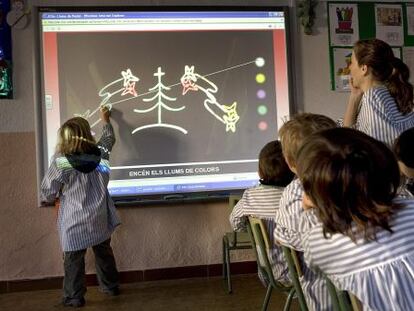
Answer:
[{"left": 97, "top": 106, "right": 116, "bottom": 160}]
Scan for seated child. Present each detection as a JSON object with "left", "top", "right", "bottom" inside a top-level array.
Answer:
[
  {"left": 393, "top": 127, "right": 414, "bottom": 196},
  {"left": 229, "top": 140, "right": 294, "bottom": 285},
  {"left": 273, "top": 113, "right": 337, "bottom": 249},
  {"left": 273, "top": 113, "right": 337, "bottom": 310},
  {"left": 298, "top": 127, "right": 414, "bottom": 311}
]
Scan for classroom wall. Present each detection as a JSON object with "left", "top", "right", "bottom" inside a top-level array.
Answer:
[{"left": 0, "top": 0, "right": 348, "bottom": 281}]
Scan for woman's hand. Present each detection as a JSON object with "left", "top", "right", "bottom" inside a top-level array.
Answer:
[
  {"left": 349, "top": 77, "right": 364, "bottom": 101},
  {"left": 344, "top": 77, "right": 363, "bottom": 127}
]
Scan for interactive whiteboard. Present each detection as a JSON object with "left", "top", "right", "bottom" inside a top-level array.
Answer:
[{"left": 38, "top": 7, "right": 292, "bottom": 203}]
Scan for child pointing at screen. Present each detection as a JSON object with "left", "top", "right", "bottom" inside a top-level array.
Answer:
[{"left": 40, "top": 107, "right": 121, "bottom": 308}]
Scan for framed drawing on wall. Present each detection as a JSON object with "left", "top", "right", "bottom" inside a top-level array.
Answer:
[{"left": 332, "top": 48, "right": 353, "bottom": 92}]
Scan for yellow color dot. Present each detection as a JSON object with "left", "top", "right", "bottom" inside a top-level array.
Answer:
[{"left": 256, "top": 73, "right": 266, "bottom": 84}]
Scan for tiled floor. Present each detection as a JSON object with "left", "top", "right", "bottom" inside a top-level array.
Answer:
[{"left": 0, "top": 275, "right": 299, "bottom": 311}]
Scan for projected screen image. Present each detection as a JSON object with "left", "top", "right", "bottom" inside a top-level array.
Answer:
[{"left": 39, "top": 8, "right": 291, "bottom": 201}]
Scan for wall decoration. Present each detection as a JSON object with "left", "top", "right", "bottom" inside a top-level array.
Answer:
[
  {"left": 328, "top": 2, "right": 414, "bottom": 91},
  {"left": 333, "top": 48, "right": 353, "bottom": 92},
  {"left": 375, "top": 4, "right": 403, "bottom": 46},
  {"left": 0, "top": 0, "right": 12, "bottom": 98},
  {"left": 329, "top": 3, "right": 359, "bottom": 46}
]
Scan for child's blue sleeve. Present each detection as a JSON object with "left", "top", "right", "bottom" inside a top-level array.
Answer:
[
  {"left": 40, "top": 158, "right": 66, "bottom": 206},
  {"left": 97, "top": 123, "right": 116, "bottom": 160}
]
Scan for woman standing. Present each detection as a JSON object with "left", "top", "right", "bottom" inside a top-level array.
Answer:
[{"left": 344, "top": 38, "right": 414, "bottom": 145}]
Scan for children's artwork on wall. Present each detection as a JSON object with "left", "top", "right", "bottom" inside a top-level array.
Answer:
[
  {"left": 375, "top": 4, "right": 403, "bottom": 46},
  {"left": 403, "top": 47, "right": 414, "bottom": 85},
  {"left": 0, "top": 0, "right": 12, "bottom": 99},
  {"left": 329, "top": 3, "right": 359, "bottom": 46},
  {"left": 407, "top": 5, "right": 414, "bottom": 36},
  {"left": 328, "top": 2, "right": 414, "bottom": 91},
  {"left": 333, "top": 48, "right": 353, "bottom": 92}
]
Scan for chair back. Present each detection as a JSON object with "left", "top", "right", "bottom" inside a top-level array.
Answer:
[
  {"left": 325, "top": 277, "right": 362, "bottom": 311},
  {"left": 281, "top": 246, "right": 309, "bottom": 311},
  {"left": 247, "top": 216, "right": 290, "bottom": 291},
  {"left": 349, "top": 293, "right": 362, "bottom": 311},
  {"left": 229, "top": 194, "right": 242, "bottom": 211}
]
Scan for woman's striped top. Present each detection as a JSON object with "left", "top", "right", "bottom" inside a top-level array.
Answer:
[
  {"left": 229, "top": 184, "right": 290, "bottom": 284},
  {"left": 356, "top": 86, "right": 414, "bottom": 146},
  {"left": 40, "top": 123, "right": 120, "bottom": 252},
  {"left": 304, "top": 198, "right": 414, "bottom": 311}
]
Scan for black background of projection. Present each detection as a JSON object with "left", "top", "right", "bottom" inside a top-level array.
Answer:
[{"left": 57, "top": 31, "right": 278, "bottom": 179}]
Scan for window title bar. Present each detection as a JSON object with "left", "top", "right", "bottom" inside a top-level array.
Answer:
[{"left": 41, "top": 11, "right": 285, "bottom": 20}]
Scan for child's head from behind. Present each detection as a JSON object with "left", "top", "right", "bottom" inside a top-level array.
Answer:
[
  {"left": 394, "top": 127, "right": 414, "bottom": 179},
  {"left": 296, "top": 127, "right": 401, "bottom": 241},
  {"left": 57, "top": 117, "right": 96, "bottom": 155},
  {"left": 279, "top": 113, "right": 337, "bottom": 173},
  {"left": 258, "top": 140, "right": 294, "bottom": 187}
]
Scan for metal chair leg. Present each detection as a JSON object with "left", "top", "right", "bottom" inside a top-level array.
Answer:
[
  {"left": 283, "top": 288, "right": 296, "bottom": 311},
  {"left": 225, "top": 240, "right": 232, "bottom": 293},
  {"left": 222, "top": 237, "right": 227, "bottom": 280},
  {"left": 262, "top": 284, "right": 273, "bottom": 311}
]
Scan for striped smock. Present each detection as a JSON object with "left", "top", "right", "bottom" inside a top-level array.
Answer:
[
  {"left": 356, "top": 86, "right": 414, "bottom": 146},
  {"left": 273, "top": 178, "right": 319, "bottom": 251},
  {"left": 274, "top": 178, "right": 332, "bottom": 311},
  {"left": 229, "top": 184, "right": 290, "bottom": 284},
  {"left": 40, "top": 123, "right": 120, "bottom": 252},
  {"left": 303, "top": 198, "right": 414, "bottom": 311}
]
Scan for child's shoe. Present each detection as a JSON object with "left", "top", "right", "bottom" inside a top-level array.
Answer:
[
  {"left": 62, "top": 297, "right": 86, "bottom": 308},
  {"left": 100, "top": 286, "right": 120, "bottom": 296}
]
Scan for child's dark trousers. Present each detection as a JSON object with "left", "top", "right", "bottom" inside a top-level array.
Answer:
[{"left": 63, "top": 238, "right": 119, "bottom": 300}]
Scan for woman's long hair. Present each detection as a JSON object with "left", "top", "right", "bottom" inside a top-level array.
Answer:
[{"left": 354, "top": 39, "right": 414, "bottom": 114}]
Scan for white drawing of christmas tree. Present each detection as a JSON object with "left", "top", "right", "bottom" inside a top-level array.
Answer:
[{"left": 132, "top": 67, "right": 187, "bottom": 135}]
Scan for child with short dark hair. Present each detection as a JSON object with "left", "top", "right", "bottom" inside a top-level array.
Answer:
[
  {"left": 298, "top": 127, "right": 414, "bottom": 310},
  {"left": 40, "top": 108, "right": 120, "bottom": 308},
  {"left": 230, "top": 140, "right": 294, "bottom": 284},
  {"left": 393, "top": 127, "right": 414, "bottom": 196}
]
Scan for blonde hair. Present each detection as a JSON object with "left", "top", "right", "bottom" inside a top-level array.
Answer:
[
  {"left": 56, "top": 117, "right": 96, "bottom": 155},
  {"left": 279, "top": 113, "right": 337, "bottom": 168}
]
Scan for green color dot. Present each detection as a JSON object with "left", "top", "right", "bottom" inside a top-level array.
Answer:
[{"left": 257, "top": 105, "right": 268, "bottom": 115}]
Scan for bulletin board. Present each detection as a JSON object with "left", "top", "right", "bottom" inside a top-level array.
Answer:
[
  {"left": 0, "top": 0, "right": 12, "bottom": 99},
  {"left": 328, "top": 2, "right": 414, "bottom": 91}
]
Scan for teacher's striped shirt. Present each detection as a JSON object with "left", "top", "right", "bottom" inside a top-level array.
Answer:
[{"left": 356, "top": 86, "right": 414, "bottom": 146}]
